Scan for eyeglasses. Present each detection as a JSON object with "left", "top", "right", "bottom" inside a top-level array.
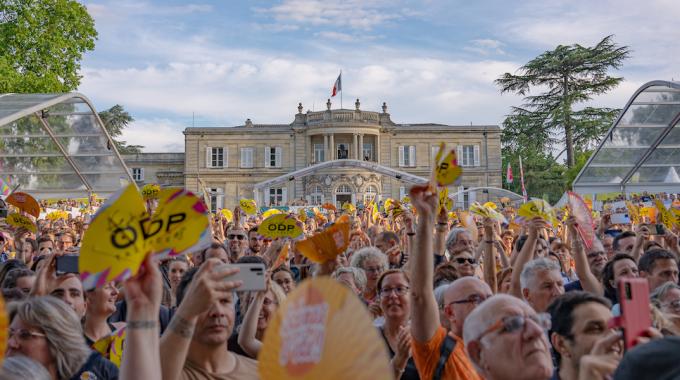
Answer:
[
  {"left": 380, "top": 286, "right": 410, "bottom": 297},
  {"left": 228, "top": 234, "right": 246, "bottom": 240},
  {"left": 9, "top": 328, "right": 46, "bottom": 341},
  {"left": 474, "top": 313, "right": 551, "bottom": 343},
  {"left": 454, "top": 257, "right": 477, "bottom": 265},
  {"left": 663, "top": 299, "right": 680, "bottom": 311},
  {"left": 586, "top": 251, "right": 606, "bottom": 259},
  {"left": 447, "top": 293, "right": 489, "bottom": 307},
  {"left": 364, "top": 267, "right": 383, "bottom": 274}
]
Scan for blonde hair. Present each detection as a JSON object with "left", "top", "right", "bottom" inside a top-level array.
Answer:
[{"left": 9, "top": 297, "right": 90, "bottom": 379}]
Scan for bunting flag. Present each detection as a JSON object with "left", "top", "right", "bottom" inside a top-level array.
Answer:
[
  {"left": 506, "top": 163, "right": 514, "bottom": 184},
  {"left": 331, "top": 72, "right": 342, "bottom": 97}
]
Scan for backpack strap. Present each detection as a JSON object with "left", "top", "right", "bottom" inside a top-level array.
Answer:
[{"left": 433, "top": 334, "right": 457, "bottom": 380}]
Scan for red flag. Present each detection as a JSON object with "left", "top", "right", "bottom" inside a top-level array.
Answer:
[
  {"left": 506, "top": 163, "right": 514, "bottom": 184},
  {"left": 331, "top": 72, "right": 342, "bottom": 97}
]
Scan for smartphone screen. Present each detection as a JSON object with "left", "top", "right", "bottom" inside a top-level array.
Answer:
[
  {"left": 216, "top": 263, "right": 266, "bottom": 292},
  {"left": 655, "top": 224, "right": 665, "bottom": 235},
  {"left": 56, "top": 255, "right": 80, "bottom": 275}
]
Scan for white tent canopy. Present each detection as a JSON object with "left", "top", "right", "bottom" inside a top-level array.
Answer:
[
  {"left": 573, "top": 80, "right": 680, "bottom": 195},
  {"left": 0, "top": 93, "right": 133, "bottom": 198}
]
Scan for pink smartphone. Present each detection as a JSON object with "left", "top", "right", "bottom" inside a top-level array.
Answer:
[{"left": 618, "top": 278, "right": 651, "bottom": 349}]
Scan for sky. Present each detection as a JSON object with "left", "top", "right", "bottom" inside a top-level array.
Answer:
[{"left": 77, "top": 0, "right": 680, "bottom": 152}]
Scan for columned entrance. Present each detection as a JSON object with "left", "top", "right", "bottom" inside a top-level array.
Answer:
[{"left": 334, "top": 184, "right": 354, "bottom": 207}]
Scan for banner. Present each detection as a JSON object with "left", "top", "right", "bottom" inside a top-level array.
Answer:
[
  {"left": 259, "top": 278, "right": 391, "bottom": 380},
  {"left": 258, "top": 214, "right": 304, "bottom": 239},
  {"left": 79, "top": 185, "right": 212, "bottom": 289},
  {"left": 6, "top": 192, "right": 40, "bottom": 218}
]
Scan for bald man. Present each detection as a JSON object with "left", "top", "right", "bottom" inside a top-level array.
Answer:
[{"left": 443, "top": 277, "right": 493, "bottom": 337}]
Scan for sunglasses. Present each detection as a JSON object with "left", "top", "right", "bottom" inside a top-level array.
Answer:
[
  {"left": 228, "top": 234, "right": 246, "bottom": 240},
  {"left": 454, "top": 257, "right": 477, "bottom": 265}
]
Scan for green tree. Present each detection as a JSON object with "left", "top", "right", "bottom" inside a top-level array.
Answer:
[
  {"left": 0, "top": 0, "right": 97, "bottom": 93},
  {"left": 98, "top": 104, "right": 143, "bottom": 154},
  {"left": 496, "top": 35, "right": 629, "bottom": 168}
]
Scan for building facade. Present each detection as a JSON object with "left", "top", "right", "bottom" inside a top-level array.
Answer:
[
  {"left": 183, "top": 99, "right": 502, "bottom": 212},
  {"left": 123, "top": 153, "right": 185, "bottom": 188}
]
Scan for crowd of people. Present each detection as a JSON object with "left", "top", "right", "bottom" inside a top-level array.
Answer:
[{"left": 0, "top": 186, "right": 679, "bottom": 380}]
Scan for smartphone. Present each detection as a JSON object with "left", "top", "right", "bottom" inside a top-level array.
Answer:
[
  {"left": 216, "top": 263, "right": 266, "bottom": 291},
  {"left": 610, "top": 213, "right": 631, "bottom": 225},
  {"left": 653, "top": 224, "right": 665, "bottom": 235},
  {"left": 56, "top": 255, "right": 80, "bottom": 275},
  {"left": 618, "top": 278, "right": 651, "bottom": 350}
]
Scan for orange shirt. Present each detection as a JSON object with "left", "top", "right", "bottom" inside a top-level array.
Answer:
[{"left": 411, "top": 327, "right": 482, "bottom": 380}]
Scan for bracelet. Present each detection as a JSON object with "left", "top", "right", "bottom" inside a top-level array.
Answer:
[
  {"left": 406, "top": 232, "right": 416, "bottom": 236},
  {"left": 126, "top": 320, "right": 158, "bottom": 329}
]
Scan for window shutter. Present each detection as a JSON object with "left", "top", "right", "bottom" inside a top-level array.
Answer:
[
  {"left": 206, "top": 147, "right": 212, "bottom": 168},
  {"left": 264, "top": 187, "right": 270, "bottom": 206},
  {"left": 275, "top": 146, "right": 282, "bottom": 167},
  {"left": 398, "top": 146, "right": 404, "bottom": 167},
  {"left": 457, "top": 186, "right": 465, "bottom": 203},
  {"left": 264, "top": 146, "right": 271, "bottom": 168},
  {"left": 216, "top": 188, "right": 224, "bottom": 210},
  {"left": 469, "top": 189, "right": 477, "bottom": 204},
  {"left": 281, "top": 187, "right": 288, "bottom": 204},
  {"left": 409, "top": 146, "right": 416, "bottom": 167},
  {"left": 399, "top": 186, "right": 406, "bottom": 200},
  {"left": 473, "top": 145, "right": 480, "bottom": 167},
  {"left": 457, "top": 145, "right": 464, "bottom": 167},
  {"left": 240, "top": 148, "right": 246, "bottom": 168},
  {"left": 139, "top": 168, "right": 145, "bottom": 181},
  {"left": 431, "top": 145, "right": 439, "bottom": 165},
  {"left": 222, "top": 146, "right": 228, "bottom": 167}
]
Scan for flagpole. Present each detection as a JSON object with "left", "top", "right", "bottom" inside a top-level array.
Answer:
[
  {"left": 340, "top": 70, "right": 343, "bottom": 109},
  {"left": 519, "top": 156, "right": 527, "bottom": 203}
]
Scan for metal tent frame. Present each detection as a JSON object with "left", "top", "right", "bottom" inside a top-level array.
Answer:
[
  {"left": 573, "top": 81, "right": 680, "bottom": 195},
  {"left": 0, "top": 93, "right": 134, "bottom": 198}
]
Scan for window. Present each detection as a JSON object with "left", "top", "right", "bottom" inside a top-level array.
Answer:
[
  {"left": 363, "top": 143, "right": 373, "bottom": 161},
  {"left": 398, "top": 145, "right": 416, "bottom": 167},
  {"left": 267, "top": 187, "right": 287, "bottom": 206},
  {"left": 314, "top": 143, "right": 325, "bottom": 163},
  {"left": 209, "top": 188, "right": 223, "bottom": 214},
  {"left": 240, "top": 148, "right": 254, "bottom": 168},
  {"left": 364, "top": 185, "right": 378, "bottom": 203},
  {"left": 337, "top": 143, "right": 349, "bottom": 159},
  {"left": 336, "top": 184, "right": 352, "bottom": 194},
  {"left": 265, "top": 146, "right": 282, "bottom": 168},
  {"left": 206, "top": 147, "right": 226, "bottom": 168},
  {"left": 131, "top": 168, "right": 144, "bottom": 181},
  {"left": 458, "top": 145, "right": 480, "bottom": 167},
  {"left": 310, "top": 185, "right": 324, "bottom": 205},
  {"left": 399, "top": 186, "right": 406, "bottom": 201},
  {"left": 431, "top": 145, "right": 440, "bottom": 165}
]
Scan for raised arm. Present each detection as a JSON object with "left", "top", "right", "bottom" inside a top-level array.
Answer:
[
  {"left": 481, "top": 218, "right": 497, "bottom": 293},
  {"left": 409, "top": 185, "right": 440, "bottom": 343},
  {"left": 510, "top": 217, "right": 545, "bottom": 298},
  {"left": 631, "top": 227, "right": 649, "bottom": 263},
  {"left": 159, "top": 260, "right": 241, "bottom": 380},
  {"left": 567, "top": 217, "right": 604, "bottom": 296},
  {"left": 237, "top": 290, "right": 265, "bottom": 358}
]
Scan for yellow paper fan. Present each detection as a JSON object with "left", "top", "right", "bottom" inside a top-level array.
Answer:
[
  {"left": 259, "top": 278, "right": 391, "bottom": 380},
  {"left": 262, "top": 208, "right": 283, "bottom": 219}
]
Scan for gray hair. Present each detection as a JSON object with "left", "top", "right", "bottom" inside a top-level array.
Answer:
[
  {"left": 520, "top": 258, "right": 561, "bottom": 290},
  {"left": 9, "top": 296, "right": 91, "bottom": 380},
  {"left": 350, "top": 247, "right": 388, "bottom": 272},
  {"left": 0, "top": 355, "right": 51, "bottom": 380},
  {"left": 445, "top": 228, "right": 468, "bottom": 251},
  {"left": 651, "top": 281, "right": 680, "bottom": 305},
  {"left": 332, "top": 266, "right": 367, "bottom": 292},
  {"left": 434, "top": 283, "right": 450, "bottom": 309}
]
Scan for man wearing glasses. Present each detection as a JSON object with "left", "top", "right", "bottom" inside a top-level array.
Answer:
[
  {"left": 464, "top": 294, "right": 554, "bottom": 380},
  {"left": 225, "top": 228, "right": 248, "bottom": 262}
]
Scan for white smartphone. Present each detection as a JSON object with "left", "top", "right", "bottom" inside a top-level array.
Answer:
[
  {"left": 611, "top": 213, "right": 631, "bottom": 225},
  {"left": 216, "top": 263, "right": 266, "bottom": 291}
]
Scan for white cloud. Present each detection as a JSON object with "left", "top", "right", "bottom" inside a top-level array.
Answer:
[
  {"left": 464, "top": 39, "right": 506, "bottom": 56},
  {"left": 120, "top": 118, "right": 186, "bottom": 152}
]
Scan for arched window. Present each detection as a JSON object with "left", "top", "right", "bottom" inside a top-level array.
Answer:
[
  {"left": 364, "top": 185, "right": 378, "bottom": 203},
  {"left": 336, "top": 184, "right": 352, "bottom": 194}
]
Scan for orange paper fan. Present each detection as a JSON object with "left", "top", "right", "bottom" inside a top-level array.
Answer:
[
  {"left": 295, "top": 219, "right": 350, "bottom": 263},
  {"left": 321, "top": 203, "right": 337, "bottom": 211},
  {"left": 259, "top": 278, "right": 391, "bottom": 380}
]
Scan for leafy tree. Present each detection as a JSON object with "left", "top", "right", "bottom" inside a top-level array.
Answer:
[
  {"left": 98, "top": 105, "right": 143, "bottom": 154},
  {"left": 496, "top": 35, "right": 629, "bottom": 167},
  {"left": 0, "top": 0, "right": 97, "bottom": 92}
]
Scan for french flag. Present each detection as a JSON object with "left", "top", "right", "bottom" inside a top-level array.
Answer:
[
  {"left": 331, "top": 72, "right": 342, "bottom": 97},
  {"left": 506, "top": 163, "right": 514, "bottom": 184}
]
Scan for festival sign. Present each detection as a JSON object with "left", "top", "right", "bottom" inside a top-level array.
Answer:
[
  {"left": 433, "top": 142, "right": 463, "bottom": 187},
  {"left": 518, "top": 199, "right": 559, "bottom": 226},
  {"left": 567, "top": 192, "right": 596, "bottom": 249},
  {"left": 6, "top": 213, "right": 37, "bottom": 233},
  {"left": 296, "top": 216, "right": 350, "bottom": 263},
  {"left": 239, "top": 199, "right": 258, "bottom": 215},
  {"left": 141, "top": 184, "right": 161, "bottom": 201},
  {"left": 259, "top": 277, "right": 391, "bottom": 380},
  {"left": 221, "top": 208, "right": 234, "bottom": 222},
  {"left": 5, "top": 192, "right": 40, "bottom": 218},
  {"left": 258, "top": 214, "right": 304, "bottom": 239},
  {"left": 79, "top": 184, "right": 212, "bottom": 289}
]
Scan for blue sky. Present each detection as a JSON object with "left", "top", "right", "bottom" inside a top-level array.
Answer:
[{"left": 77, "top": 0, "right": 680, "bottom": 152}]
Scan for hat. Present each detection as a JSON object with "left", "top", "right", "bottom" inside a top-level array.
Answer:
[{"left": 613, "top": 336, "right": 680, "bottom": 380}]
